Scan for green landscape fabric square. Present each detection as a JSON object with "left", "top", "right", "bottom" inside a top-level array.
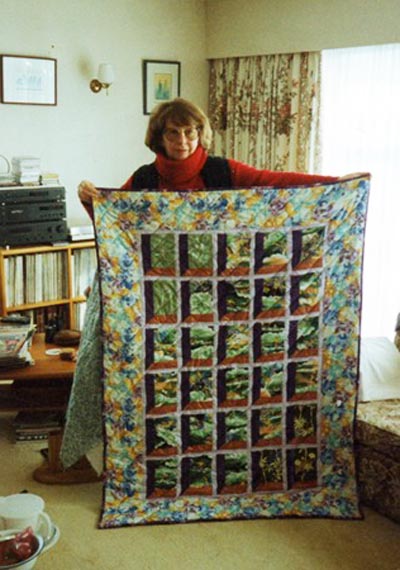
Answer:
[{"left": 93, "top": 177, "right": 369, "bottom": 526}]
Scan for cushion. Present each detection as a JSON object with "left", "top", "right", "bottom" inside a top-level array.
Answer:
[
  {"left": 53, "top": 329, "right": 81, "bottom": 346},
  {"left": 359, "top": 337, "right": 400, "bottom": 401},
  {"left": 356, "top": 399, "right": 400, "bottom": 460}
]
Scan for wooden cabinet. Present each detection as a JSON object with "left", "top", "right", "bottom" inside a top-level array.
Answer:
[{"left": 0, "top": 241, "right": 96, "bottom": 331}]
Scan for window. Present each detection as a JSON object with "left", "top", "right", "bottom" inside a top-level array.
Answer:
[{"left": 321, "top": 44, "right": 400, "bottom": 337}]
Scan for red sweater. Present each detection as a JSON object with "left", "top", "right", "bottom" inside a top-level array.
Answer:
[{"left": 83, "top": 146, "right": 337, "bottom": 218}]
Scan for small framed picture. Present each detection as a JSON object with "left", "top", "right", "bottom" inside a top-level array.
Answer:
[
  {"left": 0, "top": 55, "right": 57, "bottom": 106},
  {"left": 142, "top": 59, "right": 181, "bottom": 115}
]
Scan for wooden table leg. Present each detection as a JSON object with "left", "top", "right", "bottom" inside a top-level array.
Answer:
[{"left": 33, "top": 430, "right": 100, "bottom": 485}]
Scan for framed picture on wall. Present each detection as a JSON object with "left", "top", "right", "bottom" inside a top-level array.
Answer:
[
  {"left": 0, "top": 55, "right": 57, "bottom": 106},
  {"left": 142, "top": 59, "right": 181, "bottom": 115}
]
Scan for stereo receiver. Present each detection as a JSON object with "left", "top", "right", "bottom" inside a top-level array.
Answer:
[{"left": 0, "top": 185, "right": 68, "bottom": 246}]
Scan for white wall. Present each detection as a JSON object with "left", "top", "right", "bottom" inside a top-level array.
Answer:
[
  {"left": 205, "top": 0, "right": 400, "bottom": 57},
  {"left": 0, "top": 0, "right": 208, "bottom": 225},
  {"left": 3, "top": 0, "right": 400, "bottom": 227}
]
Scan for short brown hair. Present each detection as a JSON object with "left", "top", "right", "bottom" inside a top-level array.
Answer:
[{"left": 145, "top": 98, "right": 213, "bottom": 153}]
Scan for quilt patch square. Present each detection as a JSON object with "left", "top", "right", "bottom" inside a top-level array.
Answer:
[{"left": 93, "top": 177, "right": 369, "bottom": 527}]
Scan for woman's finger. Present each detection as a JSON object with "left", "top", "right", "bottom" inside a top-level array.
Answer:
[{"left": 78, "top": 180, "right": 99, "bottom": 202}]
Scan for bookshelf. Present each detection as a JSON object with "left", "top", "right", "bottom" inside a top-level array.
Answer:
[{"left": 0, "top": 241, "right": 97, "bottom": 331}]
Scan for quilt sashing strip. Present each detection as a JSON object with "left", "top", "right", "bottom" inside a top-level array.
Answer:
[{"left": 93, "top": 176, "right": 370, "bottom": 527}]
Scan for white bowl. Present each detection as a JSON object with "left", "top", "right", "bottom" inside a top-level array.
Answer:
[
  {"left": 0, "top": 530, "right": 44, "bottom": 570},
  {"left": 42, "top": 524, "right": 60, "bottom": 553}
]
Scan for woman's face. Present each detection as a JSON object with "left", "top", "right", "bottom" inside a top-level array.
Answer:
[{"left": 161, "top": 120, "right": 199, "bottom": 160}]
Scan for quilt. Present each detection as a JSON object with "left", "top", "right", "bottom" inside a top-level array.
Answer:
[{"left": 93, "top": 176, "right": 370, "bottom": 527}]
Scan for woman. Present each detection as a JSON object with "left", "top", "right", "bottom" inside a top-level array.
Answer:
[
  {"left": 78, "top": 97, "right": 338, "bottom": 210},
  {"left": 63, "top": 98, "right": 341, "bottom": 477}
]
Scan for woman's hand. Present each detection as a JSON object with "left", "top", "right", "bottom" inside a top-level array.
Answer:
[
  {"left": 337, "top": 172, "right": 368, "bottom": 181},
  {"left": 78, "top": 180, "right": 100, "bottom": 203}
]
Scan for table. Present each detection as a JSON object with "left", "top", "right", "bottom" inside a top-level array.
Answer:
[
  {"left": 0, "top": 333, "right": 99, "bottom": 484},
  {"left": 0, "top": 333, "right": 74, "bottom": 411}
]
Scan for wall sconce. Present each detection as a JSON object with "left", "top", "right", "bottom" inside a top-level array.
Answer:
[{"left": 90, "top": 63, "right": 114, "bottom": 94}]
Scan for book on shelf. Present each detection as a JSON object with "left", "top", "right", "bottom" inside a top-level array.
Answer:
[
  {"left": 73, "top": 302, "right": 87, "bottom": 330},
  {"left": 5, "top": 251, "right": 68, "bottom": 307},
  {"left": 13, "top": 306, "right": 68, "bottom": 334},
  {"left": 13, "top": 410, "right": 63, "bottom": 428},
  {"left": 73, "top": 247, "right": 97, "bottom": 297},
  {"left": 1, "top": 241, "right": 95, "bottom": 332}
]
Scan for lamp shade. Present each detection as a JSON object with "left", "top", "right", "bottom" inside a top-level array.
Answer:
[{"left": 98, "top": 63, "right": 114, "bottom": 85}]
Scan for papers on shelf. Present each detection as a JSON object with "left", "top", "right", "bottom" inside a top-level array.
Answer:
[
  {"left": 11, "top": 156, "right": 41, "bottom": 186},
  {"left": 69, "top": 225, "right": 95, "bottom": 241},
  {"left": 0, "top": 322, "right": 36, "bottom": 368},
  {"left": 41, "top": 172, "right": 61, "bottom": 186}
]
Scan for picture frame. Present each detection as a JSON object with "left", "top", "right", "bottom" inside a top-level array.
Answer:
[
  {"left": 142, "top": 59, "right": 181, "bottom": 115},
  {"left": 0, "top": 55, "right": 57, "bottom": 106}
]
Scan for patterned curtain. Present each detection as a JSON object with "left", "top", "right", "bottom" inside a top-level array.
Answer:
[{"left": 208, "top": 52, "right": 321, "bottom": 172}]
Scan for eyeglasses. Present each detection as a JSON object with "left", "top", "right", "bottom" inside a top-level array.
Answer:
[{"left": 163, "top": 126, "right": 200, "bottom": 142}]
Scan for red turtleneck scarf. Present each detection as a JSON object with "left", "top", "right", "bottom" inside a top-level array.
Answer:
[
  {"left": 122, "top": 146, "right": 208, "bottom": 191},
  {"left": 154, "top": 145, "right": 208, "bottom": 189}
]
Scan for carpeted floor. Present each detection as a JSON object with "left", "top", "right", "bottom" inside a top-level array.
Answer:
[{"left": 1, "top": 412, "right": 399, "bottom": 570}]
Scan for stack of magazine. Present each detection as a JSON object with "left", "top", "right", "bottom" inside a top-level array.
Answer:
[
  {"left": 13, "top": 410, "right": 63, "bottom": 443},
  {"left": 0, "top": 321, "right": 36, "bottom": 368}
]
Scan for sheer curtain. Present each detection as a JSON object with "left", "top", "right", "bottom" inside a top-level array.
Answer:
[
  {"left": 208, "top": 53, "right": 321, "bottom": 171},
  {"left": 321, "top": 44, "right": 400, "bottom": 338}
]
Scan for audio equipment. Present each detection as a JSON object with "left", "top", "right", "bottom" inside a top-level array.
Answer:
[{"left": 0, "top": 186, "right": 68, "bottom": 246}]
